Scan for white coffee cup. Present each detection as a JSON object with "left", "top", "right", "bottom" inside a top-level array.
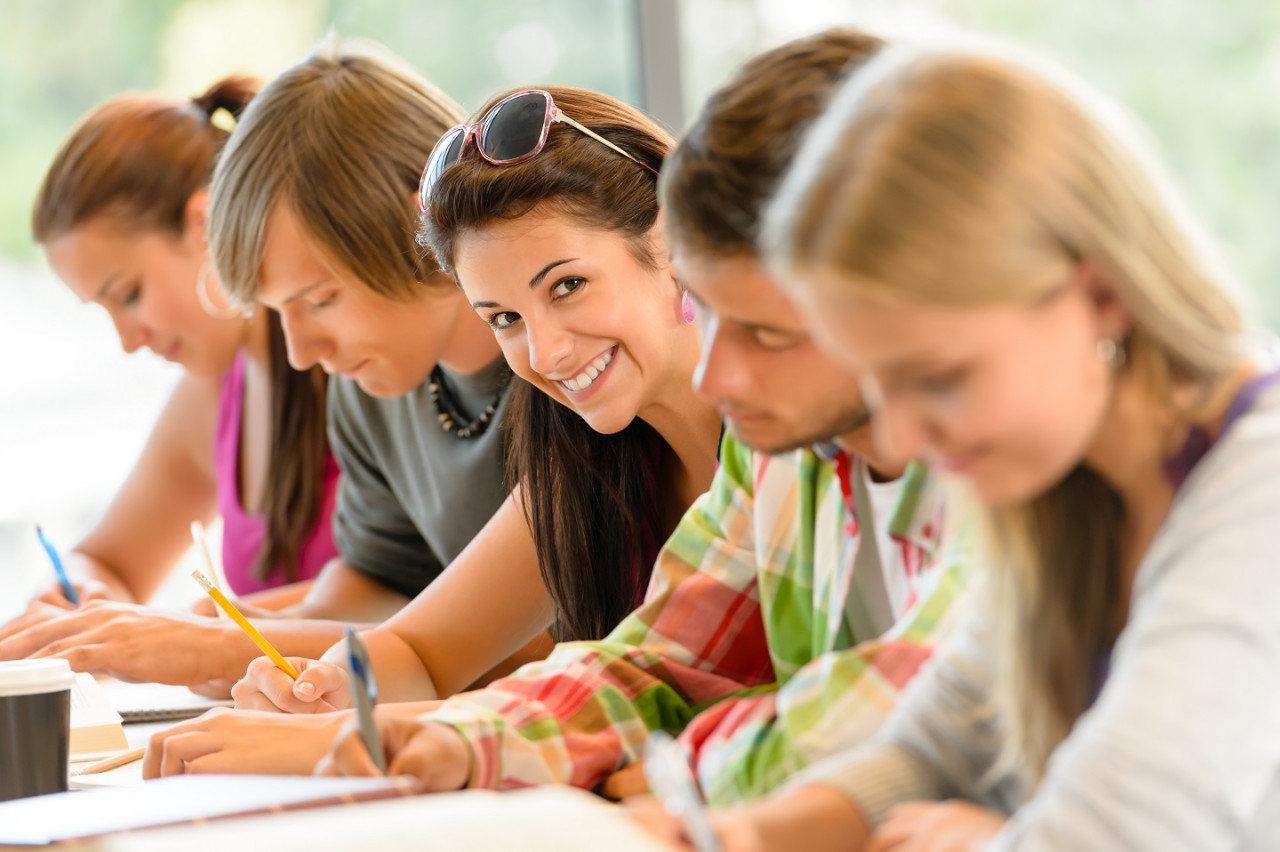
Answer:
[{"left": 0, "top": 659, "right": 75, "bottom": 801}]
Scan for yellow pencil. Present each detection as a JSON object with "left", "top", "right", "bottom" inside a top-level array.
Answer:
[
  {"left": 191, "top": 569, "right": 300, "bottom": 680},
  {"left": 71, "top": 746, "right": 146, "bottom": 776}
]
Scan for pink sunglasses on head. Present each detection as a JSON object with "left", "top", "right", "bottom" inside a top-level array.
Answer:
[{"left": 418, "top": 88, "right": 659, "bottom": 211}]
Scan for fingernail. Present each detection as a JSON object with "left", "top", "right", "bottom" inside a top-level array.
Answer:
[{"left": 295, "top": 681, "right": 317, "bottom": 698}]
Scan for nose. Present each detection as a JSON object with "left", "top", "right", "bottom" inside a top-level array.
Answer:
[
  {"left": 692, "top": 314, "right": 747, "bottom": 400},
  {"left": 526, "top": 316, "right": 573, "bottom": 377},
  {"left": 108, "top": 313, "right": 147, "bottom": 355},
  {"left": 279, "top": 313, "right": 328, "bottom": 371}
]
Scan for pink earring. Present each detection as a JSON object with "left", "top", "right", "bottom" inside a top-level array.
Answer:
[{"left": 680, "top": 291, "right": 695, "bottom": 324}]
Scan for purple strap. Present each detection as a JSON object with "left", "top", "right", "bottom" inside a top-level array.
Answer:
[{"left": 1161, "top": 369, "right": 1280, "bottom": 489}]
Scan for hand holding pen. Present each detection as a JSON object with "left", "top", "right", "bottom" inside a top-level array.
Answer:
[
  {"left": 344, "top": 627, "right": 386, "bottom": 774},
  {"left": 643, "top": 730, "right": 722, "bottom": 852}
]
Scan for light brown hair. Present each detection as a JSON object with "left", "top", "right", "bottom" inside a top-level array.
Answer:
[{"left": 209, "top": 37, "right": 466, "bottom": 305}]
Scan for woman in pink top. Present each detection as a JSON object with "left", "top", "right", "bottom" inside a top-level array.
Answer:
[
  {"left": 215, "top": 352, "right": 339, "bottom": 595},
  {"left": 8, "top": 77, "right": 337, "bottom": 614}
]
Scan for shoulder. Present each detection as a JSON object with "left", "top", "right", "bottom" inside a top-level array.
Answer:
[
  {"left": 1176, "top": 381, "right": 1280, "bottom": 519},
  {"left": 1137, "top": 382, "right": 1280, "bottom": 612}
]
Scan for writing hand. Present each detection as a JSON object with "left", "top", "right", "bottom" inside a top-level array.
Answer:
[
  {"left": 627, "top": 795, "right": 763, "bottom": 852},
  {"left": 866, "top": 800, "right": 1005, "bottom": 852},
  {"left": 232, "top": 656, "right": 349, "bottom": 713},
  {"left": 142, "top": 706, "right": 350, "bottom": 778},
  {"left": 314, "top": 711, "right": 471, "bottom": 791}
]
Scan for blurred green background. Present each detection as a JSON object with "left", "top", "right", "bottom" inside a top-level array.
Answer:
[
  {"left": 2, "top": 0, "right": 1277, "bottom": 315},
  {"left": 1, "top": 0, "right": 1277, "bottom": 614}
]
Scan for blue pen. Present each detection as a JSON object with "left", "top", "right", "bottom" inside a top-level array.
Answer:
[
  {"left": 35, "top": 525, "right": 80, "bottom": 605},
  {"left": 644, "top": 730, "right": 721, "bottom": 852},
  {"left": 345, "top": 627, "right": 386, "bottom": 774}
]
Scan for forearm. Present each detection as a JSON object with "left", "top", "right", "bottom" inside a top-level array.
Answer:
[
  {"left": 237, "top": 579, "right": 316, "bottom": 612},
  {"left": 64, "top": 551, "right": 143, "bottom": 602},
  {"left": 275, "top": 559, "right": 410, "bottom": 622},
  {"left": 320, "top": 627, "right": 442, "bottom": 703},
  {"left": 726, "top": 784, "right": 871, "bottom": 852},
  {"left": 252, "top": 618, "right": 377, "bottom": 666}
]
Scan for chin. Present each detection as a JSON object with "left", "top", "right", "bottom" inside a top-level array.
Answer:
[
  {"left": 355, "top": 373, "right": 410, "bottom": 399},
  {"left": 967, "top": 468, "right": 1048, "bottom": 508},
  {"left": 726, "top": 419, "right": 797, "bottom": 456},
  {"left": 579, "top": 408, "right": 636, "bottom": 436}
]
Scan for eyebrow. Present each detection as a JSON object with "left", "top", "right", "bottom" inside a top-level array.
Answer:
[
  {"left": 529, "top": 258, "right": 577, "bottom": 289},
  {"left": 96, "top": 272, "right": 122, "bottom": 301},
  {"left": 879, "top": 356, "right": 949, "bottom": 383},
  {"left": 280, "top": 281, "right": 325, "bottom": 306},
  {"left": 469, "top": 258, "right": 581, "bottom": 310}
]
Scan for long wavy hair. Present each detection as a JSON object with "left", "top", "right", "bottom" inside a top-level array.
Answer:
[
  {"left": 32, "top": 76, "right": 329, "bottom": 583},
  {"left": 420, "top": 86, "right": 672, "bottom": 641},
  {"left": 766, "top": 45, "right": 1246, "bottom": 782}
]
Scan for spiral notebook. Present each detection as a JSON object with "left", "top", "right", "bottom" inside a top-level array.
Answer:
[{"left": 97, "top": 680, "right": 232, "bottom": 723}]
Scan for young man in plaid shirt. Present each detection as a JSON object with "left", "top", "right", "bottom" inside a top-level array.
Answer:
[{"left": 321, "top": 29, "right": 971, "bottom": 804}]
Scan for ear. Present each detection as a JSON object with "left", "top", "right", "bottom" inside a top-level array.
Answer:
[
  {"left": 1074, "top": 259, "right": 1131, "bottom": 343},
  {"left": 183, "top": 190, "right": 211, "bottom": 245}
]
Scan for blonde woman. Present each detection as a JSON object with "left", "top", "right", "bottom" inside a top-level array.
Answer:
[{"left": 646, "top": 43, "right": 1280, "bottom": 851}]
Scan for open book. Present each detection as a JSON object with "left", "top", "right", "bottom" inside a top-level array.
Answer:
[
  {"left": 70, "top": 674, "right": 127, "bottom": 759},
  {"left": 0, "top": 775, "right": 420, "bottom": 846},
  {"left": 2, "top": 785, "right": 671, "bottom": 852}
]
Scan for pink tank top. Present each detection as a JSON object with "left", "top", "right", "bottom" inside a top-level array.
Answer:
[{"left": 214, "top": 354, "right": 339, "bottom": 595}]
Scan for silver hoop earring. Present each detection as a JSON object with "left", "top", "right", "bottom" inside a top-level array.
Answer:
[
  {"left": 196, "top": 263, "right": 241, "bottom": 320},
  {"left": 1097, "top": 337, "right": 1126, "bottom": 369}
]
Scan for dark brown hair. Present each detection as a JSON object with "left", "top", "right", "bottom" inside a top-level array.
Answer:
[
  {"left": 420, "top": 86, "right": 672, "bottom": 641},
  {"left": 660, "top": 28, "right": 884, "bottom": 258},
  {"left": 32, "top": 76, "right": 329, "bottom": 583}
]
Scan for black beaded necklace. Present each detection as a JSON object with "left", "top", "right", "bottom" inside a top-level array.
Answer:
[{"left": 427, "top": 365, "right": 505, "bottom": 439}]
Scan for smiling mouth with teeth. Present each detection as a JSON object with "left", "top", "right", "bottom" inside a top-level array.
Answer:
[{"left": 559, "top": 347, "right": 615, "bottom": 393}]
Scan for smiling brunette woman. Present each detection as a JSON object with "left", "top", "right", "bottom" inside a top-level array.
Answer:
[
  {"left": 144, "top": 73, "right": 722, "bottom": 778},
  {"left": 232, "top": 85, "right": 721, "bottom": 707}
]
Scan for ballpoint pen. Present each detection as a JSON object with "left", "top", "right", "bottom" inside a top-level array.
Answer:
[
  {"left": 35, "top": 524, "right": 80, "bottom": 606},
  {"left": 644, "top": 730, "right": 721, "bottom": 852},
  {"left": 345, "top": 626, "right": 387, "bottom": 775}
]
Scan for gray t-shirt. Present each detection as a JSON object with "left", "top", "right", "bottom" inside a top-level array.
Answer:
[{"left": 328, "top": 356, "right": 513, "bottom": 598}]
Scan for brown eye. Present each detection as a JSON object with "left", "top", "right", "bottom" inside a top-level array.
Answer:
[
  {"left": 550, "top": 277, "right": 585, "bottom": 298},
  {"left": 488, "top": 311, "right": 520, "bottom": 331}
]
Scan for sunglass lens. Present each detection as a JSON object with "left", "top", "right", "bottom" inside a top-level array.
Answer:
[
  {"left": 480, "top": 92, "right": 550, "bottom": 162},
  {"left": 421, "top": 126, "right": 468, "bottom": 206}
]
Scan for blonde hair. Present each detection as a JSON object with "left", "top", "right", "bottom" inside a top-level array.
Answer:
[
  {"left": 209, "top": 37, "right": 465, "bottom": 306},
  {"left": 766, "top": 44, "right": 1246, "bottom": 783}
]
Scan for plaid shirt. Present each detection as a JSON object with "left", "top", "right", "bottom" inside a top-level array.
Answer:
[{"left": 421, "top": 434, "right": 970, "bottom": 802}]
